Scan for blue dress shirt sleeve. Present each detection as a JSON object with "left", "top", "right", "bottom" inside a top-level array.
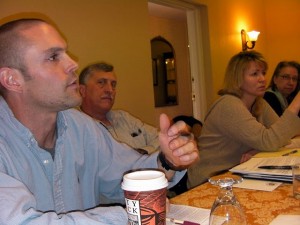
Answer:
[{"left": 0, "top": 98, "right": 185, "bottom": 224}]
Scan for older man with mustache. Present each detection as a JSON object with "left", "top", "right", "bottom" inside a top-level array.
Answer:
[{"left": 79, "top": 62, "right": 160, "bottom": 155}]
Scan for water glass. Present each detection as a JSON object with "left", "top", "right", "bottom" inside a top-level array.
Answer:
[
  {"left": 292, "top": 164, "right": 300, "bottom": 199},
  {"left": 209, "top": 174, "right": 247, "bottom": 225}
]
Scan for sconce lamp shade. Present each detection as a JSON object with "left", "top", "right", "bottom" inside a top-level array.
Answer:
[
  {"left": 241, "top": 29, "right": 260, "bottom": 51},
  {"left": 247, "top": 31, "right": 260, "bottom": 41}
]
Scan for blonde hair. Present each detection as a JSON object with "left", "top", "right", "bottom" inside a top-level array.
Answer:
[
  {"left": 218, "top": 51, "right": 268, "bottom": 117},
  {"left": 218, "top": 51, "right": 268, "bottom": 98}
]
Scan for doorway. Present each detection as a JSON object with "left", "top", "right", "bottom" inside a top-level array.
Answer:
[{"left": 148, "top": 0, "right": 209, "bottom": 122}]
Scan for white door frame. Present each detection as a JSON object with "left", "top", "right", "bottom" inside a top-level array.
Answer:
[{"left": 148, "top": 0, "right": 208, "bottom": 120}]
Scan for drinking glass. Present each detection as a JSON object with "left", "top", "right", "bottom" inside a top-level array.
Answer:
[{"left": 208, "top": 174, "right": 247, "bottom": 225}]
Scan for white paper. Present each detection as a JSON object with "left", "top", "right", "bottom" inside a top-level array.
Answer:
[
  {"left": 166, "top": 204, "right": 210, "bottom": 225},
  {"left": 269, "top": 215, "right": 300, "bottom": 225},
  {"left": 230, "top": 156, "right": 299, "bottom": 175},
  {"left": 233, "top": 178, "right": 281, "bottom": 191},
  {"left": 229, "top": 156, "right": 300, "bottom": 182}
]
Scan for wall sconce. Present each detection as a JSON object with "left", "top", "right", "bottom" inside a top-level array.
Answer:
[{"left": 241, "top": 29, "right": 260, "bottom": 51}]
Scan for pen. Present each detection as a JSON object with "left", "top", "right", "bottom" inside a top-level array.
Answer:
[
  {"left": 258, "top": 166, "right": 292, "bottom": 170},
  {"left": 166, "top": 218, "right": 184, "bottom": 224},
  {"left": 282, "top": 150, "right": 298, "bottom": 156},
  {"left": 166, "top": 218, "right": 200, "bottom": 225}
]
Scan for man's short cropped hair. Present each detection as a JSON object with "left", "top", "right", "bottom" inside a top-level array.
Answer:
[{"left": 79, "top": 62, "right": 114, "bottom": 85}]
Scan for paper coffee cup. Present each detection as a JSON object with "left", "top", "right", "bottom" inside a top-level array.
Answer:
[{"left": 122, "top": 169, "right": 168, "bottom": 225}]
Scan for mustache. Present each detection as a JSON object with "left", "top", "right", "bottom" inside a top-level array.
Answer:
[{"left": 101, "top": 94, "right": 114, "bottom": 100}]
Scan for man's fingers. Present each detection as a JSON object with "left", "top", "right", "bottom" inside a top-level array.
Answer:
[{"left": 168, "top": 134, "right": 195, "bottom": 151}]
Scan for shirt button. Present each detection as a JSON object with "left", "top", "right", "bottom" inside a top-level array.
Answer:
[{"left": 43, "top": 159, "right": 49, "bottom": 164}]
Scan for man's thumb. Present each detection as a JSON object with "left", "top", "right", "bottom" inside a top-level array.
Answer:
[{"left": 159, "top": 113, "right": 170, "bottom": 135}]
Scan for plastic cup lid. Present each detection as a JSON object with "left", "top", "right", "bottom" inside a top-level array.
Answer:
[{"left": 121, "top": 170, "right": 168, "bottom": 191}]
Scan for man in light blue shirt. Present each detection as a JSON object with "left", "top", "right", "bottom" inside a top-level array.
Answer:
[
  {"left": 0, "top": 18, "right": 199, "bottom": 225},
  {"left": 79, "top": 62, "right": 159, "bottom": 155}
]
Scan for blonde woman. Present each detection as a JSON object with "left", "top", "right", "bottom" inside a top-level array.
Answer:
[{"left": 187, "top": 51, "right": 300, "bottom": 189}]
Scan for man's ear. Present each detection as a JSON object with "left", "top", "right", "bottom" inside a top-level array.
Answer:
[
  {"left": 79, "top": 84, "right": 86, "bottom": 97},
  {"left": 0, "top": 68, "right": 22, "bottom": 93}
]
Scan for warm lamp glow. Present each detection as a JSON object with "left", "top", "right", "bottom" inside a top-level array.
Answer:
[
  {"left": 247, "top": 31, "right": 260, "bottom": 41},
  {"left": 241, "top": 29, "right": 260, "bottom": 51}
]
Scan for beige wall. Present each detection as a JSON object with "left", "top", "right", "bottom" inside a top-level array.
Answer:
[
  {"left": 264, "top": 0, "right": 300, "bottom": 72},
  {"left": 1, "top": 0, "right": 300, "bottom": 127}
]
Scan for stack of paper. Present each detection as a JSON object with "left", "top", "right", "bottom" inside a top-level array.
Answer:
[
  {"left": 229, "top": 156, "right": 300, "bottom": 182},
  {"left": 166, "top": 204, "right": 210, "bottom": 225}
]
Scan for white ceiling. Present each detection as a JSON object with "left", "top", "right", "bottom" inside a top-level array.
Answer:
[{"left": 148, "top": 2, "right": 186, "bottom": 21}]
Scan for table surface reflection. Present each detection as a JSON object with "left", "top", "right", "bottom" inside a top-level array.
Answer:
[{"left": 170, "top": 180, "right": 300, "bottom": 225}]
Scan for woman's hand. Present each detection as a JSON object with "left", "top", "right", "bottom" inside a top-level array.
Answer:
[{"left": 240, "top": 149, "right": 259, "bottom": 163}]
